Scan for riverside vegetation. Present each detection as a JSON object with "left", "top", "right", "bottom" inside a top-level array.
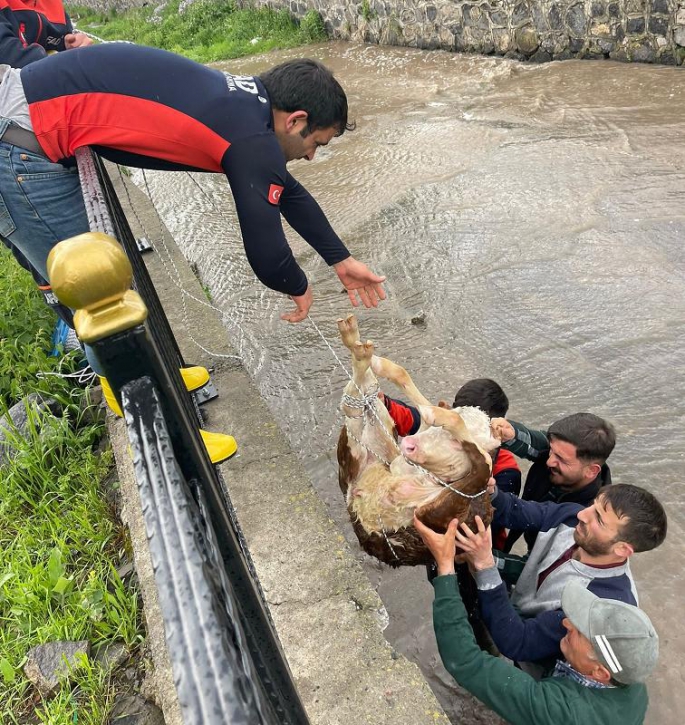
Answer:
[
  {"left": 0, "top": 244, "right": 142, "bottom": 723},
  {"left": 67, "top": 0, "right": 328, "bottom": 63}
]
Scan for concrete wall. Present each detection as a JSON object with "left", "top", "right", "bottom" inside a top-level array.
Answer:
[{"left": 257, "top": 0, "right": 685, "bottom": 64}]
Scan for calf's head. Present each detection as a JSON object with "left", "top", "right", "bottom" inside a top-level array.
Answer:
[
  {"left": 400, "top": 426, "right": 472, "bottom": 482},
  {"left": 397, "top": 405, "right": 494, "bottom": 482}
]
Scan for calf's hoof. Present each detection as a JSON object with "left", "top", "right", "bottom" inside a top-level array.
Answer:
[
  {"left": 337, "top": 314, "right": 360, "bottom": 349},
  {"left": 352, "top": 340, "right": 374, "bottom": 362}
]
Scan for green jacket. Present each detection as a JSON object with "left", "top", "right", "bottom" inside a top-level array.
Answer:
[
  {"left": 502, "top": 420, "right": 550, "bottom": 461},
  {"left": 432, "top": 575, "right": 649, "bottom": 725}
]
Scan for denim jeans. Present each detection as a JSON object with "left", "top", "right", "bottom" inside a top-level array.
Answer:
[
  {"left": 0, "top": 117, "right": 104, "bottom": 373},
  {"left": 0, "top": 118, "right": 89, "bottom": 281}
]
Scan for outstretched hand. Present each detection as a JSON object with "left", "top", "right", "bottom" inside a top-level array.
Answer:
[
  {"left": 413, "top": 514, "right": 458, "bottom": 576},
  {"left": 334, "top": 257, "right": 387, "bottom": 309},
  {"left": 454, "top": 516, "right": 495, "bottom": 572},
  {"left": 281, "top": 286, "right": 313, "bottom": 323}
]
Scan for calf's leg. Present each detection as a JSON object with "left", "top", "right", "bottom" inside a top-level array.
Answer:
[{"left": 371, "top": 355, "right": 431, "bottom": 408}]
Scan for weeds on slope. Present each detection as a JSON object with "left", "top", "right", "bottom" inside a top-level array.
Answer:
[
  {"left": 67, "top": 0, "right": 328, "bottom": 63},
  {"left": 0, "top": 245, "right": 142, "bottom": 723},
  {"left": 0, "top": 247, "right": 70, "bottom": 411}
]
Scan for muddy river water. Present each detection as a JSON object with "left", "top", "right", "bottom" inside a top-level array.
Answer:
[{"left": 134, "top": 42, "right": 685, "bottom": 724}]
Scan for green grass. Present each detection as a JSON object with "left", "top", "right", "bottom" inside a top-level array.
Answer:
[
  {"left": 0, "top": 247, "right": 73, "bottom": 412},
  {"left": 67, "top": 0, "right": 328, "bottom": 63},
  {"left": 0, "top": 245, "right": 142, "bottom": 723}
]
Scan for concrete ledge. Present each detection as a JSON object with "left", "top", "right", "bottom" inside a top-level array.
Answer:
[{"left": 107, "top": 169, "right": 449, "bottom": 725}]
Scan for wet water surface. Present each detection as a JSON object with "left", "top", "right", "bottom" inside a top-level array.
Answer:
[{"left": 135, "top": 43, "right": 685, "bottom": 724}]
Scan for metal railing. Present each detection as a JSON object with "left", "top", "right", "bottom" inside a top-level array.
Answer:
[{"left": 48, "top": 150, "right": 310, "bottom": 725}]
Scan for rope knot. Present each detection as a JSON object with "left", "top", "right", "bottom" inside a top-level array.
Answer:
[{"left": 341, "top": 383, "right": 381, "bottom": 423}]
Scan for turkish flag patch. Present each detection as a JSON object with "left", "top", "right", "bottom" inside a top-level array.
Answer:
[{"left": 268, "top": 184, "right": 284, "bottom": 205}]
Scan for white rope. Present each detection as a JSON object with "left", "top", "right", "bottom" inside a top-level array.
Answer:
[
  {"left": 378, "top": 515, "right": 401, "bottom": 561},
  {"left": 115, "top": 166, "right": 242, "bottom": 362},
  {"left": 37, "top": 358, "right": 98, "bottom": 386},
  {"left": 74, "top": 28, "right": 134, "bottom": 45}
]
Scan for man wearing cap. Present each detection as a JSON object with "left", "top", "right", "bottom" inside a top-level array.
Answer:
[
  {"left": 415, "top": 514, "right": 658, "bottom": 724},
  {"left": 456, "top": 483, "right": 666, "bottom": 673}
]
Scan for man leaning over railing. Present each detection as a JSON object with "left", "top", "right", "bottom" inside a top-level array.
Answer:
[{"left": 0, "top": 43, "right": 386, "bottom": 461}]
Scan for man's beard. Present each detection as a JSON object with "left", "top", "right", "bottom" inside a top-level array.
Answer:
[
  {"left": 549, "top": 467, "right": 583, "bottom": 488},
  {"left": 574, "top": 525, "right": 616, "bottom": 557}
]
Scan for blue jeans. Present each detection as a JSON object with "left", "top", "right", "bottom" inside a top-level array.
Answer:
[
  {"left": 0, "top": 117, "right": 104, "bottom": 373},
  {"left": 0, "top": 118, "right": 89, "bottom": 281}
]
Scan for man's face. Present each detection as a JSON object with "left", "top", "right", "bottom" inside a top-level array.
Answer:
[
  {"left": 560, "top": 618, "right": 599, "bottom": 676},
  {"left": 546, "top": 437, "right": 597, "bottom": 488},
  {"left": 278, "top": 122, "right": 339, "bottom": 163},
  {"left": 574, "top": 495, "right": 627, "bottom": 556}
]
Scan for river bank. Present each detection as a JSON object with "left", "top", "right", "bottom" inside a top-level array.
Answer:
[
  {"left": 0, "top": 249, "right": 144, "bottom": 722},
  {"left": 67, "top": 1, "right": 327, "bottom": 63}
]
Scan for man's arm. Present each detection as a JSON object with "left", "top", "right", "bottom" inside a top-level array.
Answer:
[
  {"left": 413, "top": 516, "right": 553, "bottom": 723},
  {"left": 492, "top": 418, "right": 550, "bottom": 462},
  {"left": 224, "top": 139, "right": 384, "bottom": 318},
  {"left": 493, "top": 466, "right": 521, "bottom": 496},
  {"left": 432, "top": 575, "right": 577, "bottom": 725},
  {"left": 278, "top": 172, "right": 350, "bottom": 264},
  {"left": 491, "top": 487, "right": 583, "bottom": 533},
  {"left": 0, "top": 12, "right": 48, "bottom": 66},
  {"left": 474, "top": 568, "right": 567, "bottom": 661},
  {"left": 0, "top": 5, "right": 84, "bottom": 67},
  {"left": 492, "top": 448, "right": 521, "bottom": 495},
  {"left": 223, "top": 136, "right": 311, "bottom": 296},
  {"left": 453, "top": 517, "right": 568, "bottom": 662}
]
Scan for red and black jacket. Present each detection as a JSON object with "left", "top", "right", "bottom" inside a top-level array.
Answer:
[
  {"left": 0, "top": 0, "right": 72, "bottom": 67},
  {"left": 19, "top": 44, "right": 350, "bottom": 296}
]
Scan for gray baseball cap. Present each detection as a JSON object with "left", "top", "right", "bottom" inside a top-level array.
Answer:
[{"left": 561, "top": 581, "right": 659, "bottom": 685}]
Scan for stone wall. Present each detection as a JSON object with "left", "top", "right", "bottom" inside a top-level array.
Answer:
[{"left": 253, "top": 0, "right": 685, "bottom": 64}]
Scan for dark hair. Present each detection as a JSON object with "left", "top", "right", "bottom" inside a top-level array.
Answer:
[
  {"left": 600, "top": 484, "right": 667, "bottom": 553},
  {"left": 547, "top": 413, "right": 616, "bottom": 464},
  {"left": 259, "top": 59, "right": 355, "bottom": 136},
  {"left": 452, "top": 378, "right": 509, "bottom": 418}
]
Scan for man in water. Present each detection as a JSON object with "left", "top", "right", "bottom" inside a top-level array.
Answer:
[
  {"left": 492, "top": 412, "right": 615, "bottom": 551},
  {"left": 452, "top": 483, "right": 666, "bottom": 675},
  {"left": 416, "top": 513, "right": 659, "bottom": 725}
]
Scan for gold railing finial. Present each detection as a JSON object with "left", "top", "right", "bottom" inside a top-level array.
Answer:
[{"left": 47, "top": 232, "right": 148, "bottom": 344}]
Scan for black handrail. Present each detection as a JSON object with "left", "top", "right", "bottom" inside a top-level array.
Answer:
[{"left": 60, "top": 151, "right": 311, "bottom": 725}]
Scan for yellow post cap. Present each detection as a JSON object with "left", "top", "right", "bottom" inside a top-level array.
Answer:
[{"left": 47, "top": 232, "right": 148, "bottom": 343}]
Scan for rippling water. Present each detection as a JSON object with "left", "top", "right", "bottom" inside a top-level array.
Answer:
[{"left": 134, "top": 43, "right": 685, "bottom": 723}]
